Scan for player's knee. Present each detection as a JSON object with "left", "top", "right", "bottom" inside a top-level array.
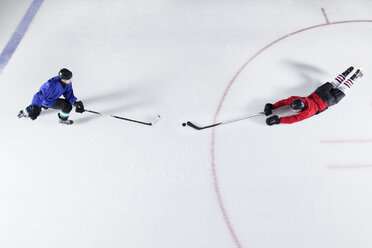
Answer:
[{"left": 62, "top": 102, "right": 72, "bottom": 113}]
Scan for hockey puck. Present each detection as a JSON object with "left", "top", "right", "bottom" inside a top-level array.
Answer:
[{"left": 182, "top": 123, "right": 186, "bottom": 127}]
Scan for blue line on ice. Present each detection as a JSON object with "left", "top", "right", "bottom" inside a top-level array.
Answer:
[{"left": 0, "top": 0, "right": 44, "bottom": 75}]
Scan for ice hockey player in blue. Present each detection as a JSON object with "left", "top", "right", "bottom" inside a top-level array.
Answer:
[{"left": 17, "top": 68, "right": 85, "bottom": 125}]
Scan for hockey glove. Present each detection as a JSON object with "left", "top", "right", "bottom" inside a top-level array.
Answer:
[
  {"left": 73, "top": 100, "right": 85, "bottom": 113},
  {"left": 266, "top": 115, "right": 280, "bottom": 126},
  {"left": 264, "top": 103, "right": 274, "bottom": 116},
  {"left": 27, "top": 105, "right": 41, "bottom": 120}
]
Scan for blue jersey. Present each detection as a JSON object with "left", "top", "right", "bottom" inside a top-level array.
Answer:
[{"left": 31, "top": 76, "right": 77, "bottom": 107}]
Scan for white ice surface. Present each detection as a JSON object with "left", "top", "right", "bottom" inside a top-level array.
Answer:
[{"left": 0, "top": 1, "right": 372, "bottom": 248}]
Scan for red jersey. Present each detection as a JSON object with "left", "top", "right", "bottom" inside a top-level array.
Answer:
[{"left": 273, "top": 93, "right": 328, "bottom": 124}]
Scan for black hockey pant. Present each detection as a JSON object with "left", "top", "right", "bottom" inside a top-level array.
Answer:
[
  {"left": 46, "top": 98, "right": 73, "bottom": 114},
  {"left": 315, "top": 82, "right": 345, "bottom": 107}
]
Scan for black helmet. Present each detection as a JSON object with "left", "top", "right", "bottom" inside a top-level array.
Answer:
[
  {"left": 58, "top": 68, "right": 73, "bottom": 80},
  {"left": 290, "top": 99, "right": 305, "bottom": 111}
]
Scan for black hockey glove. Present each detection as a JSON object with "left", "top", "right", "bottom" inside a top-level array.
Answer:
[
  {"left": 27, "top": 105, "right": 41, "bottom": 120},
  {"left": 73, "top": 100, "right": 85, "bottom": 113},
  {"left": 266, "top": 115, "right": 280, "bottom": 126},
  {"left": 264, "top": 103, "right": 274, "bottom": 116}
]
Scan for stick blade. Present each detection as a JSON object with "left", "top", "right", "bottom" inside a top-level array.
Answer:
[
  {"left": 150, "top": 115, "right": 161, "bottom": 125},
  {"left": 186, "top": 121, "right": 220, "bottom": 130},
  {"left": 186, "top": 121, "right": 203, "bottom": 130}
]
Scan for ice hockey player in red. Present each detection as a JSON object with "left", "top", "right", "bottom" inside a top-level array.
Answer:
[{"left": 264, "top": 66, "right": 363, "bottom": 126}]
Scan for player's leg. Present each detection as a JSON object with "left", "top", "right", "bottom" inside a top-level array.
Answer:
[
  {"left": 50, "top": 98, "right": 74, "bottom": 124},
  {"left": 337, "top": 69, "right": 363, "bottom": 94},
  {"left": 330, "top": 66, "right": 354, "bottom": 87},
  {"left": 17, "top": 105, "right": 41, "bottom": 120},
  {"left": 329, "top": 69, "right": 364, "bottom": 106}
]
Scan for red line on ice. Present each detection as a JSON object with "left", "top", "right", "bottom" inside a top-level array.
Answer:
[
  {"left": 211, "top": 17, "right": 372, "bottom": 248},
  {"left": 321, "top": 8, "right": 330, "bottom": 24},
  {"left": 328, "top": 164, "right": 372, "bottom": 169},
  {"left": 320, "top": 139, "right": 372, "bottom": 144}
]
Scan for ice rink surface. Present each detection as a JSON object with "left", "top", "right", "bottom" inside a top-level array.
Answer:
[{"left": 0, "top": 0, "right": 372, "bottom": 247}]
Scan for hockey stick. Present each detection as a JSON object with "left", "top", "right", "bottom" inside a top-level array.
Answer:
[
  {"left": 84, "top": 109, "right": 161, "bottom": 126},
  {"left": 184, "top": 112, "right": 264, "bottom": 130}
]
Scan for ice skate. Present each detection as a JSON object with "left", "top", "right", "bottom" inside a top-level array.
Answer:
[
  {"left": 341, "top": 66, "right": 354, "bottom": 77},
  {"left": 58, "top": 113, "right": 74, "bottom": 125},
  {"left": 17, "top": 110, "right": 27, "bottom": 118},
  {"left": 350, "top": 69, "right": 363, "bottom": 80}
]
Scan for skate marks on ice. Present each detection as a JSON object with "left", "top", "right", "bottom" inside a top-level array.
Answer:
[{"left": 210, "top": 8, "right": 372, "bottom": 248}]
